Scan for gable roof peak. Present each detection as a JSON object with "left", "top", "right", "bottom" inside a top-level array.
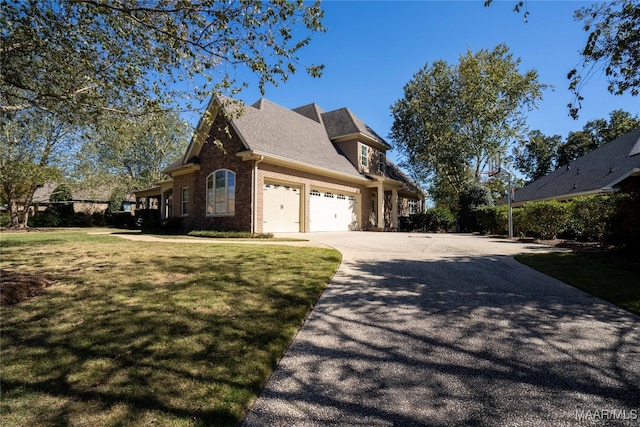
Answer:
[
  {"left": 252, "top": 98, "right": 267, "bottom": 110},
  {"left": 292, "top": 103, "right": 325, "bottom": 124},
  {"left": 629, "top": 131, "right": 640, "bottom": 157},
  {"left": 321, "top": 107, "right": 391, "bottom": 149}
]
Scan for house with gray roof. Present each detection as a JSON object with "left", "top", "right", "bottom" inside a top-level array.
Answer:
[
  {"left": 134, "top": 96, "right": 424, "bottom": 232},
  {"left": 513, "top": 127, "right": 640, "bottom": 205}
]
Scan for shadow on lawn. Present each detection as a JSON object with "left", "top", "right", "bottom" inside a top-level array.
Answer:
[
  {"left": 1, "top": 244, "right": 339, "bottom": 427},
  {"left": 244, "top": 255, "right": 640, "bottom": 427}
]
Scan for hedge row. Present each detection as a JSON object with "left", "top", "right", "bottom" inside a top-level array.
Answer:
[
  {"left": 402, "top": 208, "right": 456, "bottom": 232},
  {"left": 473, "top": 193, "right": 639, "bottom": 252},
  {"left": 28, "top": 210, "right": 108, "bottom": 228},
  {"left": 188, "top": 230, "right": 274, "bottom": 239}
]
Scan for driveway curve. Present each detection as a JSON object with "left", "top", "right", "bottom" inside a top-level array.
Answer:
[{"left": 243, "top": 232, "right": 640, "bottom": 427}]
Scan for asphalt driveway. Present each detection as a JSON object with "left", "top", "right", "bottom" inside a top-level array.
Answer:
[{"left": 242, "top": 232, "right": 640, "bottom": 427}]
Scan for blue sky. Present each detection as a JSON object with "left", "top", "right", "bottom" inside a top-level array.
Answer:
[{"left": 219, "top": 0, "right": 639, "bottom": 165}]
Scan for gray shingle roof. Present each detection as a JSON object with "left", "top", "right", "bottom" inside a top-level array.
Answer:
[
  {"left": 292, "top": 103, "right": 325, "bottom": 124},
  {"left": 385, "top": 160, "right": 424, "bottom": 194},
  {"left": 228, "top": 98, "right": 365, "bottom": 179},
  {"left": 174, "top": 95, "right": 423, "bottom": 195},
  {"left": 513, "top": 127, "right": 640, "bottom": 203},
  {"left": 321, "top": 108, "right": 392, "bottom": 148}
]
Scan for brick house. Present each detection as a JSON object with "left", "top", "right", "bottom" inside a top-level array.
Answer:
[{"left": 134, "top": 96, "right": 424, "bottom": 233}]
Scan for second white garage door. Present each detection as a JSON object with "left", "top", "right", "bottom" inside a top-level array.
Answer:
[
  {"left": 310, "top": 190, "right": 357, "bottom": 232},
  {"left": 263, "top": 183, "right": 301, "bottom": 232}
]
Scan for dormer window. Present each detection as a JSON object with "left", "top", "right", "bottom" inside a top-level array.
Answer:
[
  {"left": 360, "top": 145, "right": 368, "bottom": 167},
  {"left": 379, "top": 153, "right": 386, "bottom": 173}
]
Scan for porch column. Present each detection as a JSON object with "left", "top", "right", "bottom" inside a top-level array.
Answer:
[
  {"left": 391, "top": 188, "right": 398, "bottom": 230},
  {"left": 160, "top": 193, "right": 166, "bottom": 219},
  {"left": 377, "top": 184, "right": 385, "bottom": 230}
]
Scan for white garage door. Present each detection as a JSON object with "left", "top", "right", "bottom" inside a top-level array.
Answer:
[
  {"left": 263, "top": 183, "right": 301, "bottom": 232},
  {"left": 310, "top": 190, "right": 357, "bottom": 232}
]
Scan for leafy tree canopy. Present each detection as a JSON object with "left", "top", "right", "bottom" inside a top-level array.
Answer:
[
  {"left": 485, "top": 0, "right": 639, "bottom": 118},
  {"left": 0, "top": 109, "right": 72, "bottom": 227},
  {"left": 513, "top": 130, "right": 563, "bottom": 182},
  {"left": 1, "top": 0, "right": 325, "bottom": 229},
  {"left": 390, "top": 44, "right": 546, "bottom": 209},
  {"left": 77, "top": 111, "right": 191, "bottom": 191},
  {"left": 1, "top": 0, "right": 325, "bottom": 118},
  {"left": 558, "top": 109, "right": 640, "bottom": 166},
  {"left": 568, "top": 0, "right": 640, "bottom": 118}
]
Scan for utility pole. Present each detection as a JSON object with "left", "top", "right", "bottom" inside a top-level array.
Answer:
[
  {"left": 489, "top": 157, "right": 514, "bottom": 239},
  {"left": 506, "top": 171, "right": 513, "bottom": 239}
]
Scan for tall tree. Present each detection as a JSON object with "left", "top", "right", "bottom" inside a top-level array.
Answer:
[
  {"left": 77, "top": 111, "right": 191, "bottom": 191},
  {"left": 1, "top": 0, "right": 324, "bottom": 228},
  {"left": 514, "top": 130, "right": 562, "bottom": 182},
  {"left": 0, "top": 110, "right": 76, "bottom": 228},
  {"left": 557, "top": 130, "right": 596, "bottom": 168},
  {"left": 1, "top": 0, "right": 325, "bottom": 117},
  {"left": 389, "top": 44, "right": 545, "bottom": 208}
]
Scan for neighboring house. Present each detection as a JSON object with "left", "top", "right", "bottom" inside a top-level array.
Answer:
[
  {"left": 513, "top": 127, "right": 640, "bottom": 206},
  {"left": 134, "top": 96, "right": 424, "bottom": 233},
  {"left": 31, "top": 182, "right": 134, "bottom": 214}
]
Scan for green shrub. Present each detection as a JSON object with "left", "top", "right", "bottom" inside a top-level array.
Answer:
[
  {"left": 474, "top": 205, "right": 508, "bottom": 235},
  {"left": 188, "top": 230, "right": 274, "bottom": 239},
  {"left": 457, "top": 183, "right": 493, "bottom": 232},
  {"left": 607, "top": 191, "right": 640, "bottom": 254},
  {"left": 28, "top": 210, "right": 62, "bottom": 227},
  {"left": 427, "top": 207, "right": 456, "bottom": 232},
  {"left": 0, "top": 213, "right": 10, "bottom": 228},
  {"left": 563, "top": 196, "right": 615, "bottom": 242},
  {"left": 91, "top": 212, "right": 107, "bottom": 227},
  {"left": 518, "top": 201, "right": 569, "bottom": 240},
  {"left": 141, "top": 216, "right": 185, "bottom": 234},
  {"left": 409, "top": 208, "right": 455, "bottom": 232},
  {"left": 512, "top": 208, "right": 526, "bottom": 237},
  {"left": 105, "top": 211, "right": 135, "bottom": 228},
  {"left": 408, "top": 213, "right": 428, "bottom": 231},
  {"left": 69, "top": 212, "right": 94, "bottom": 227}
]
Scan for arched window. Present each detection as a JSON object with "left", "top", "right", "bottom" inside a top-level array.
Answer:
[{"left": 206, "top": 169, "right": 235, "bottom": 215}]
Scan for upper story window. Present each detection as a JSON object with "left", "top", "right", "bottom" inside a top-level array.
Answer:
[
  {"left": 206, "top": 169, "right": 235, "bottom": 215},
  {"left": 360, "top": 144, "right": 368, "bottom": 167},
  {"left": 379, "top": 153, "right": 386, "bottom": 174},
  {"left": 181, "top": 187, "right": 189, "bottom": 216}
]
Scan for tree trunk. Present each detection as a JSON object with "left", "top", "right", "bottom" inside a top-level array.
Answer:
[
  {"left": 5, "top": 183, "right": 37, "bottom": 229},
  {"left": 18, "top": 185, "right": 37, "bottom": 228},
  {"left": 8, "top": 198, "right": 28, "bottom": 229},
  {"left": 9, "top": 198, "right": 21, "bottom": 228}
]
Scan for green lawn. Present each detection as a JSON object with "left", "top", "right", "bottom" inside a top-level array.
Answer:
[
  {"left": 0, "top": 230, "right": 341, "bottom": 427},
  {"left": 515, "top": 252, "right": 640, "bottom": 316}
]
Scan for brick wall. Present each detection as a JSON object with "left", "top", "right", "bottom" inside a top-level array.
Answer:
[{"left": 178, "top": 115, "right": 253, "bottom": 232}]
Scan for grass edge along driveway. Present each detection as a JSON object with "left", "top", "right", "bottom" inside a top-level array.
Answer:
[
  {"left": 515, "top": 252, "right": 640, "bottom": 316},
  {"left": 0, "top": 230, "right": 341, "bottom": 427}
]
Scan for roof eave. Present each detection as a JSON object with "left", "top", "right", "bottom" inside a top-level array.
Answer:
[
  {"left": 331, "top": 132, "right": 391, "bottom": 151},
  {"left": 512, "top": 188, "right": 616, "bottom": 207},
  {"left": 605, "top": 167, "right": 640, "bottom": 189},
  {"left": 169, "top": 164, "right": 201, "bottom": 177},
  {"left": 237, "top": 150, "right": 369, "bottom": 184}
]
